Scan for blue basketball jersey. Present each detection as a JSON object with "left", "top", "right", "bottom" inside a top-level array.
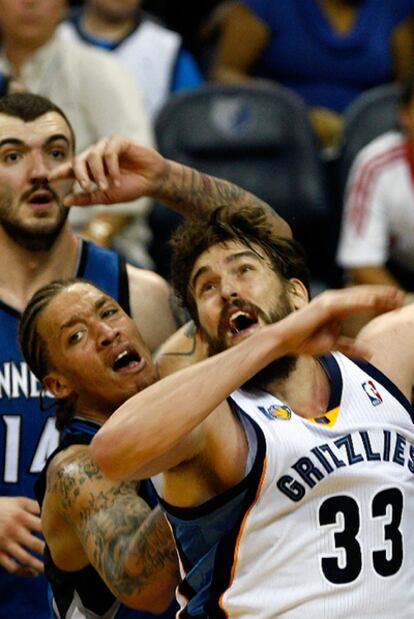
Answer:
[
  {"left": 35, "top": 418, "right": 178, "bottom": 619},
  {"left": 0, "top": 240, "right": 129, "bottom": 619}
]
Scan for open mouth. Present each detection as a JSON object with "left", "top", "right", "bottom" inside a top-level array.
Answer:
[
  {"left": 112, "top": 349, "right": 141, "bottom": 372},
  {"left": 28, "top": 191, "right": 53, "bottom": 206},
  {"left": 227, "top": 309, "right": 258, "bottom": 335}
]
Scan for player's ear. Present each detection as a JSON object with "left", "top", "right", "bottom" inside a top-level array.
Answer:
[
  {"left": 288, "top": 278, "right": 309, "bottom": 310},
  {"left": 43, "top": 373, "right": 74, "bottom": 400}
]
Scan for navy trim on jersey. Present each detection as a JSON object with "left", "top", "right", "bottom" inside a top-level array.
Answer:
[
  {"left": 76, "top": 236, "right": 89, "bottom": 278},
  {"left": 0, "top": 240, "right": 130, "bottom": 320},
  {"left": 0, "top": 238, "right": 136, "bottom": 619},
  {"left": 207, "top": 413, "right": 267, "bottom": 618},
  {"left": 159, "top": 409, "right": 267, "bottom": 617},
  {"left": 117, "top": 253, "right": 131, "bottom": 316},
  {"left": 318, "top": 353, "right": 343, "bottom": 411},
  {"left": 157, "top": 414, "right": 265, "bottom": 521},
  {"left": 35, "top": 417, "right": 176, "bottom": 619},
  {"left": 35, "top": 421, "right": 121, "bottom": 619},
  {"left": 78, "top": 240, "right": 131, "bottom": 316},
  {"left": 0, "top": 298, "right": 20, "bottom": 318},
  {"left": 70, "top": 13, "right": 145, "bottom": 51},
  {"left": 349, "top": 356, "right": 414, "bottom": 422}
]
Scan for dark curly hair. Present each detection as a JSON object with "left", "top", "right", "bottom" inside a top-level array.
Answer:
[{"left": 170, "top": 205, "right": 310, "bottom": 324}]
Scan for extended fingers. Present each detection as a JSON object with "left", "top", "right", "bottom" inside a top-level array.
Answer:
[
  {"left": 22, "top": 512, "right": 43, "bottom": 535},
  {"left": 47, "top": 161, "right": 75, "bottom": 183},
  {"left": 0, "top": 540, "right": 44, "bottom": 575},
  {"left": 316, "top": 286, "right": 404, "bottom": 319},
  {"left": 18, "top": 497, "right": 41, "bottom": 516},
  {"left": 72, "top": 136, "right": 124, "bottom": 192},
  {"left": 63, "top": 188, "right": 109, "bottom": 208},
  {"left": 0, "top": 521, "right": 44, "bottom": 576},
  {"left": 71, "top": 138, "right": 107, "bottom": 192},
  {"left": 18, "top": 528, "right": 45, "bottom": 555}
]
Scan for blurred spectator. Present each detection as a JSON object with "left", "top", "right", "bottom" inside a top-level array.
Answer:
[
  {"left": 0, "top": 0, "right": 155, "bottom": 268},
  {"left": 141, "top": 0, "right": 226, "bottom": 66},
  {"left": 60, "top": 0, "right": 204, "bottom": 120},
  {"left": 210, "top": 0, "right": 414, "bottom": 149},
  {"left": 337, "top": 72, "right": 414, "bottom": 332},
  {"left": 0, "top": 71, "right": 26, "bottom": 96}
]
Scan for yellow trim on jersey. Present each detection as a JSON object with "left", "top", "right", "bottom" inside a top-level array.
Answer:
[{"left": 308, "top": 406, "right": 340, "bottom": 427}]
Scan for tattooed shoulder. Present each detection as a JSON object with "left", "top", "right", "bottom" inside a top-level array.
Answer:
[{"left": 46, "top": 447, "right": 100, "bottom": 510}]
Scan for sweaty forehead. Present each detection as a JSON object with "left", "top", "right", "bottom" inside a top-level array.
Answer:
[
  {"left": 38, "top": 284, "right": 110, "bottom": 336},
  {"left": 192, "top": 240, "right": 265, "bottom": 272},
  {"left": 0, "top": 111, "right": 73, "bottom": 147}
]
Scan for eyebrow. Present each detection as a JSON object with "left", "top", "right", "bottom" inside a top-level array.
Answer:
[
  {"left": 191, "top": 250, "right": 263, "bottom": 291},
  {"left": 0, "top": 133, "right": 71, "bottom": 150},
  {"left": 59, "top": 295, "right": 109, "bottom": 332},
  {"left": 45, "top": 134, "right": 72, "bottom": 148}
]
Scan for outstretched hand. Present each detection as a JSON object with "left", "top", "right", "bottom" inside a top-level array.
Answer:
[
  {"left": 48, "top": 136, "right": 168, "bottom": 208},
  {"left": 274, "top": 285, "right": 404, "bottom": 360}
]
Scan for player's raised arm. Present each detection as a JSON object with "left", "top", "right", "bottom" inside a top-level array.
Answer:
[
  {"left": 356, "top": 297, "right": 414, "bottom": 400},
  {"left": 48, "top": 136, "right": 292, "bottom": 237},
  {"left": 90, "top": 285, "right": 403, "bottom": 482}
]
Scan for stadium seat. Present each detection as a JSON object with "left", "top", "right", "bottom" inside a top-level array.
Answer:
[
  {"left": 339, "top": 83, "right": 400, "bottom": 188},
  {"left": 150, "top": 81, "right": 331, "bottom": 285}
]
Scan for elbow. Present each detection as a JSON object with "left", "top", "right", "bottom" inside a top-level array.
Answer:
[
  {"left": 89, "top": 426, "right": 152, "bottom": 481},
  {"left": 89, "top": 430, "right": 124, "bottom": 480}
]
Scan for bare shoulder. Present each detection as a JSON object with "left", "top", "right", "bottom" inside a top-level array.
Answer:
[
  {"left": 127, "top": 263, "right": 171, "bottom": 301},
  {"left": 42, "top": 446, "right": 92, "bottom": 569},
  {"left": 357, "top": 304, "right": 414, "bottom": 396},
  {"left": 46, "top": 444, "right": 140, "bottom": 520},
  {"left": 155, "top": 321, "right": 209, "bottom": 378},
  {"left": 46, "top": 445, "right": 104, "bottom": 511},
  {"left": 126, "top": 264, "right": 184, "bottom": 352}
]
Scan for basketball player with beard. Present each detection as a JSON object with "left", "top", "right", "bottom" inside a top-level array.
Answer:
[
  {"left": 53, "top": 135, "right": 414, "bottom": 616},
  {"left": 94, "top": 207, "right": 414, "bottom": 617},
  {"left": 0, "top": 94, "right": 177, "bottom": 619},
  {"left": 3, "top": 100, "right": 292, "bottom": 618}
]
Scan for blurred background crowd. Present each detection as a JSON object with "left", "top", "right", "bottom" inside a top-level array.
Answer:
[
  {"left": 3, "top": 2, "right": 414, "bottom": 618},
  {"left": 3, "top": 0, "right": 414, "bottom": 322}
]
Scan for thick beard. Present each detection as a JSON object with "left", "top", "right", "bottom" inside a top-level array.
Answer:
[
  {"left": 203, "top": 292, "right": 298, "bottom": 388},
  {"left": 242, "top": 355, "right": 297, "bottom": 391},
  {"left": 0, "top": 186, "right": 70, "bottom": 251}
]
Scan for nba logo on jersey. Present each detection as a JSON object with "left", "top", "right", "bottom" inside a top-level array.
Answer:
[
  {"left": 258, "top": 404, "right": 292, "bottom": 420},
  {"left": 362, "top": 380, "right": 383, "bottom": 406}
]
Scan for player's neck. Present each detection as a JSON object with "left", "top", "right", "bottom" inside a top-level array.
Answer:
[
  {"left": 81, "top": 9, "right": 136, "bottom": 43},
  {"left": 266, "top": 356, "right": 331, "bottom": 418},
  {"left": 0, "top": 223, "right": 80, "bottom": 312},
  {"left": 73, "top": 402, "right": 114, "bottom": 428}
]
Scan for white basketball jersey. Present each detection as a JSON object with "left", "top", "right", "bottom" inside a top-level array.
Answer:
[{"left": 222, "top": 353, "right": 414, "bottom": 618}]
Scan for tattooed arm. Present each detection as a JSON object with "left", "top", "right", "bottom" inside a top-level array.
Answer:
[
  {"left": 50, "top": 136, "right": 292, "bottom": 238},
  {"left": 155, "top": 320, "right": 209, "bottom": 377},
  {"left": 42, "top": 445, "right": 178, "bottom": 612}
]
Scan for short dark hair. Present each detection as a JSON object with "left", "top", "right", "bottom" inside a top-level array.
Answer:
[
  {"left": 19, "top": 278, "right": 91, "bottom": 430},
  {"left": 0, "top": 93, "right": 76, "bottom": 150},
  {"left": 170, "top": 205, "right": 310, "bottom": 324}
]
